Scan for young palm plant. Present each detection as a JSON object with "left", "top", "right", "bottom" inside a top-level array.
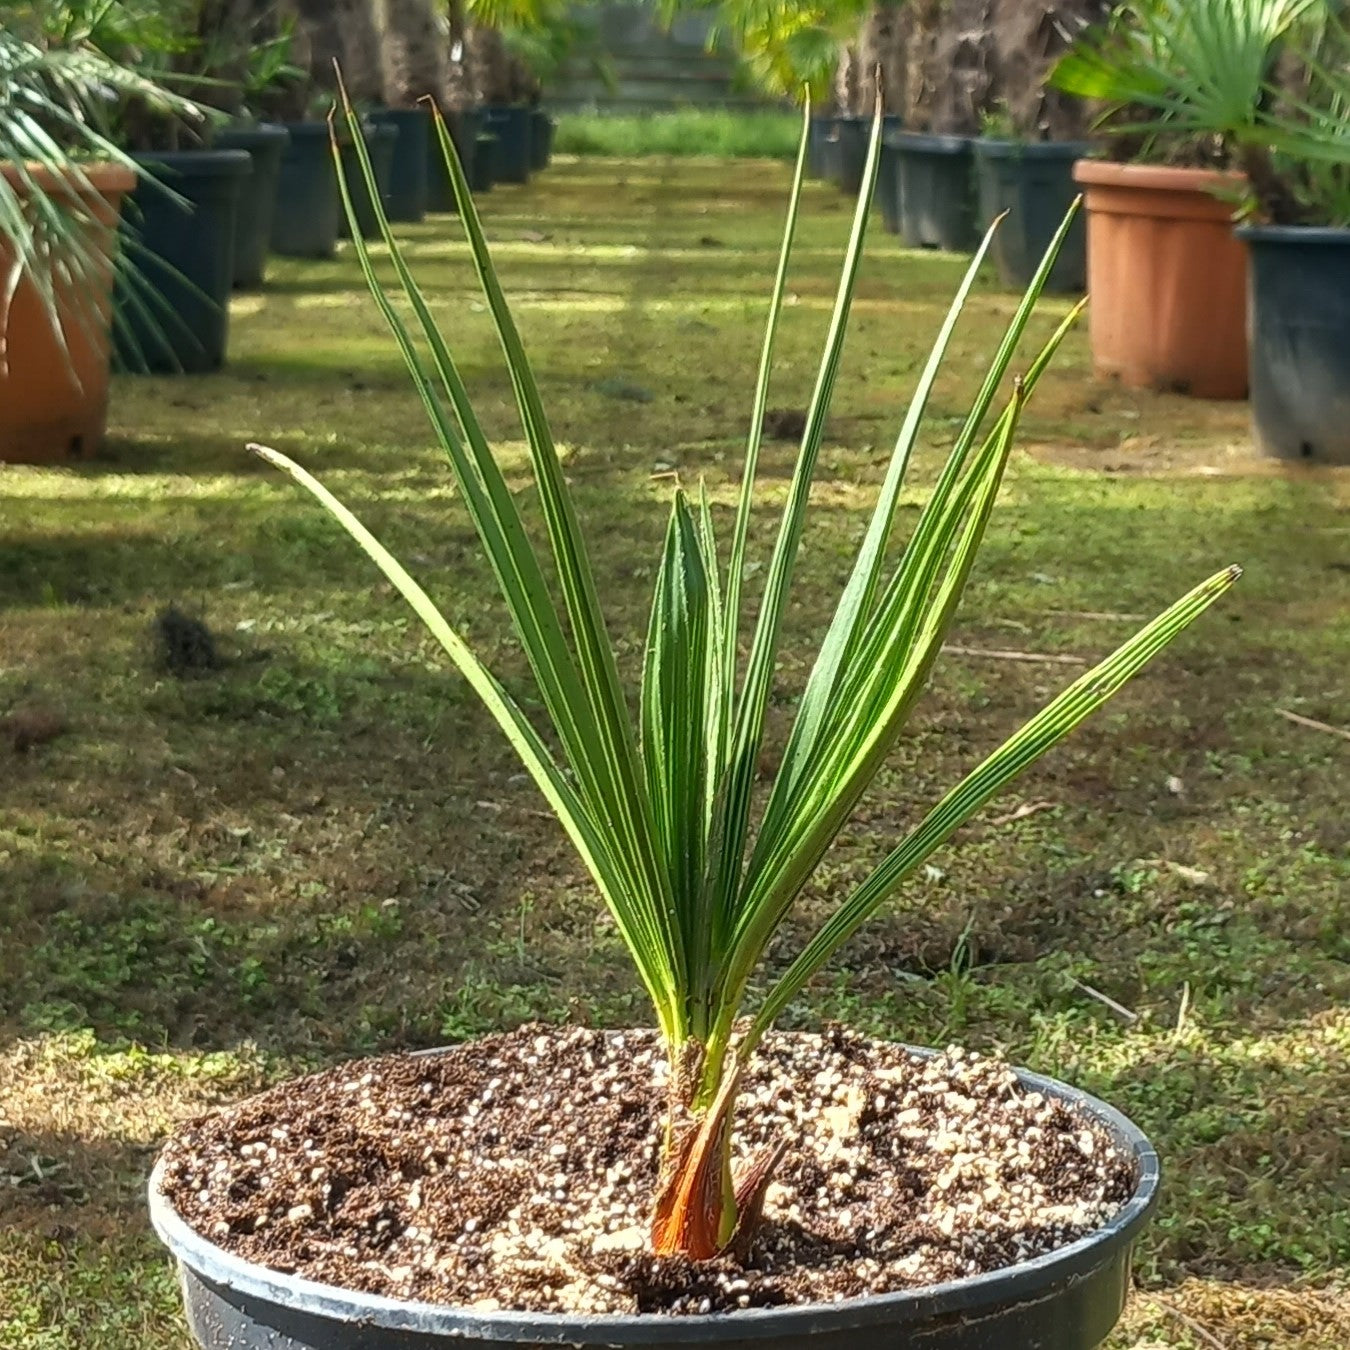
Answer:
[{"left": 254, "top": 94, "right": 1239, "bottom": 1262}]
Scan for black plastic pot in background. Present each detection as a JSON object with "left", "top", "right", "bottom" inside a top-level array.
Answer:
[
  {"left": 151, "top": 1054, "right": 1158, "bottom": 1350},
  {"left": 530, "top": 109, "right": 555, "bottom": 171},
  {"left": 368, "top": 106, "right": 431, "bottom": 223},
  {"left": 836, "top": 115, "right": 868, "bottom": 195},
  {"left": 271, "top": 122, "right": 341, "bottom": 258},
  {"left": 471, "top": 133, "right": 498, "bottom": 194},
  {"left": 807, "top": 114, "right": 835, "bottom": 179},
  {"left": 481, "top": 106, "right": 532, "bottom": 184},
  {"left": 972, "top": 140, "right": 1088, "bottom": 291},
  {"left": 339, "top": 122, "right": 398, "bottom": 239},
  {"left": 114, "top": 149, "right": 250, "bottom": 375},
  {"left": 839, "top": 115, "right": 902, "bottom": 217},
  {"left": 213, "top": 122, "right": 288, "bottom": 288},
  {"left": 821, "top": 117, "right": 843, "bottom": 185},
  {"left": 1238, "top": 225, "right": 1350, "bottom": 464},
  {"left": 891, "top": 131, "right": 977, "bottom": 252},
  {"left": 877, "top": 125, "right": 907, "bottom": 234},
  {"left": 427, "top": 109, "right": 481, "bottom": 213}
]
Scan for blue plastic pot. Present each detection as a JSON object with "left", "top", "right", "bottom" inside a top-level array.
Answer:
[{"left": 115, "top": 149, "right": 251, "bottom": 374}]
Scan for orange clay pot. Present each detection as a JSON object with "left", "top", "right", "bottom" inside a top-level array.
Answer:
[
  {"left": 0, "top": 161, "right": 135, "bottom": 464},
  {"left": 1074, "top": 161, "right": 1248, "bottom": 400}
]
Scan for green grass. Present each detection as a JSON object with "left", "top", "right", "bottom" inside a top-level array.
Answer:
[
  {"left": 554, "top": 108, "right": 801, "bottom": 158},
  {"left": 1, "top": 156, "right": 1347, "bottom": 1347}
]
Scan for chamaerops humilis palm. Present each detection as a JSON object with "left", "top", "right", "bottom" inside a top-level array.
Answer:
[{"left": 252, "top": 93, "right": 1239, "bottom": 1261}]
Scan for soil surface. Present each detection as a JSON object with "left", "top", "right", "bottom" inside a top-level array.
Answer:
[{"left": 157, "top": 1026, "right": 1134, "bottom": 1315}]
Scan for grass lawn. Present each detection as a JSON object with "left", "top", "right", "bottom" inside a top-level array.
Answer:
[
  {"left": 554, "top": 108, "right": 800, "bottom": 158},
  {"left": 1, "top": 154, "right": 1347, "bottom": 1348}
]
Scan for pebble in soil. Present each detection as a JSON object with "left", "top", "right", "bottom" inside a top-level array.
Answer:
[{"left": 156, "top": 1024, "right": 1134, "bottom": 1315}]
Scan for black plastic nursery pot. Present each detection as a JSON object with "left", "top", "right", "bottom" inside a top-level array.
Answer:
[
  {"left": 340, "top": 123, "right": 399, "bottom": 239},
  {"left": 1238, "top": 225, "right": 1350, "bottom": 465},
  {"left": 271, "top": 122, "right": 342, "bottom": 259},
  {"left": 835, "top": 115, "right": 868, "bottom": 195},
  {"left": 891, "top": 131, "right": 977, "bottom": 253},
  {"left": 821, "top": 117, "right": 843, "bottom": 186},
  {"left": 150, "top": 1054, "right": 1157, "bottom": 1350},
  {"left": 369, "top": 107, "right": 431, "bottom": 223},
  {"left": 114, "top": 149, "right": 250, "bottom": 374},
  {"left": 471, "top": 133, "right": 498, "bottom": 194},
  {"left": 808, "top": 114, "right": 836, "bottom": 180},
  {"left": 427, "top": 110, "right": 481, "bottom": 212},
  {"left": 972, "top": 140, "right": 1089, "bottom": 292},
  {"left": 530, "top": 109, "right": 555, "bottom": 171},
  {"left": 878, "top": 136, "right": 902, "bottom": 234},
  {"left": 213, "top": 122, "right": 289, "bottom": 288},
  {"left": 481, "top": 106, "right": 532, "bottom": 184}
]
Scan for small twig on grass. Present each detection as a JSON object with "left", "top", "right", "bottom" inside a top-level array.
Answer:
[
  {"left": 1046, "top": 609, "right": 1146, "bottom": 622},
  {"left": 1071, "top": 979, "right": 1139, "bottom": 1023},
  {"left": 1143, "top": 1292, "right": 1231, "bottom": 1350},
  {"left": 943, "top": 645, "right": 1087, "bottom": 666},
  {"left": 1276, "top": 708, "right": 1350, "bottom": 743},
  {"left": 989, "top": 800, "right": 1057, "bottom": 827}
]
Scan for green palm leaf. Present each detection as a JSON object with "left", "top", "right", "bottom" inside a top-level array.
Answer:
[{"left": 257, "top": 97, "right": 1239, "bottom": 1260}]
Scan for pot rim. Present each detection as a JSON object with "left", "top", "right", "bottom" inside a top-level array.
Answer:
[
  {"left": 973, "top": 139, "right": 1093, "bottom": 160},
  {"left": 214, "top": 122, "right": 291, "bottom": 146},
  {"left": 149, "top": 1047, "right": 1159, "bottom": 1345},
  {"left": 0, "top": 160, "right": 136, "bottom": 195},
  {"left": 886, "top": 130, "right": 973, "bottom": 155},
  {"left": 130, "top": 148, "right": 253, "bottom": 177},
  {"left": 1071, "top": 159, "right": 1244, "bottom": 194},
  {"left": 1235, "top": 223, "right": 1350, "bottom": 245}
]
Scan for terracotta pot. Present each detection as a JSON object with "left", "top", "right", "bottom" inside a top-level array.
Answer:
[
  {"left": 1074, "top": 161, "right": 1248, "bottom": 400},
  {"left": 0, "top": 161, "right": 135, "bottom": 464}
]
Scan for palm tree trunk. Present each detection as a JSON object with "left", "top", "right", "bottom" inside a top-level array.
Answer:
[
  {"left": 374, "top": 0, "right": 448, "bottom": 107},
  {"left": 294, "top": 0, "right": 385, "bottom": 104}
]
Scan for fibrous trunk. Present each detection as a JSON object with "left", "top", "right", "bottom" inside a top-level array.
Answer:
[
  {"left": 374, "top": 0, "right": 448, "bottom": 107},
  {"left": 848, "top": 0, "right": 1107, "bottom": 136},
  {"left": 466, "top": 24, "right": 540, "bottom": 106},
  {"left": 295, "top": 0, "right": 385, "bottom": 105}
]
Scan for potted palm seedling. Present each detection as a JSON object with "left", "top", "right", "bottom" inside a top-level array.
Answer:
[
  {"left": 0, "top": 2, "right": 198, "bottom": 461},
  {"left": 149, "top": 100, "right": 1240, "bottom": 1349},
  {"left": 1050, "top": 0, "right": 1328, "bottom": 401},
  {"left": 1053, "top": 0, "right": 1350, "bottom": 454}
]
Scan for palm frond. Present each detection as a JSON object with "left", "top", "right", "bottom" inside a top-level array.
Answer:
[{"left": 258, "top": 100, "right": 1239, "bottom": 1260}]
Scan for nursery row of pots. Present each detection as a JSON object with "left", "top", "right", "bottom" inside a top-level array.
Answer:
[
  {"left": 121, "top": 105, "right": 557, "bottom": 374},
  {"left": 0, "top": 105, "right": 556, "bottom": 466},
  {"left": 810, "top": 115, "right": 1350, "bottom": 465}
]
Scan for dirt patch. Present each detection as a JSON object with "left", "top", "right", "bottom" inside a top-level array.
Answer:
[{"left": 157, "top": 1024, "right": 1134, "bottom": 1315}]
